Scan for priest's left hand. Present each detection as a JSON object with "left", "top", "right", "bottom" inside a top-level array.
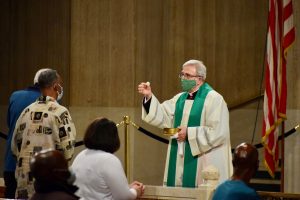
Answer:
[{"left": 177, "top": 126, "right": 187, "bottom": 142}]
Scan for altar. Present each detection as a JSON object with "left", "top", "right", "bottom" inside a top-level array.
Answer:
[{"left": 138, "top": 185, "right": 215, "bottom": 200}]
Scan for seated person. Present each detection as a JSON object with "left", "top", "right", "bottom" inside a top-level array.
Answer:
[
  {"left": 72, "top": 118, "right": 145, "bottom": 200},
  {"left": 212, "top": 142, "right": 260, "bottom": 200},
  {"left": 30, "top": 149, "right": 79, "bottom": 200}
]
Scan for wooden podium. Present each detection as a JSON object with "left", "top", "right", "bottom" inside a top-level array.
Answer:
[{"left": 138, "top": 185, "right": 215, "bottom": 200}]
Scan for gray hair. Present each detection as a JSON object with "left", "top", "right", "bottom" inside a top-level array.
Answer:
[
  {"left": 38, "top": 69, "right": 58, "bottom": 89},
  {"left": 33, "top": 68, "right": 51, "bottom": 85},
  {"left": 182, "top": 59, "right": 206, "bottom": 80}
]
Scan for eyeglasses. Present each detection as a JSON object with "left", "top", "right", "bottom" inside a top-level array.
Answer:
[{"left": 178, "top": 72, "right": 201, "bottom": 79}]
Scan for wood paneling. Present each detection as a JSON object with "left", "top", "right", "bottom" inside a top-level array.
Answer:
[
  {"left": 0, "top": 0, "right": 70, "bottom": 105},
  {"left": 1, "top": 0, "right": 299, "bottom": 109},
  {"left": 287, "top": 0, "right": 300, "bottom": 109},
  {"left": 214, "top": 0, "right": 268, "bottom": 106},
  {"left": 70, "top": 0, "right": 135, "bottom": 107},
  {"left": 70, "top": 0, "right": 269, "bottom": 107},
  {"left": 0, "top": 0, "right": 11, "bottom": 105},
  {"left": 134, "top": 0, "right": 165, "bottom": 104}
]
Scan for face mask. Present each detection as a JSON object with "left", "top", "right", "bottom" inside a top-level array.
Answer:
[
  {"left": 57, "top": 84, "right": 64, "bottom": 101},
  {"left": 181, "top": 79, "right": 196, "bottom": 92}
]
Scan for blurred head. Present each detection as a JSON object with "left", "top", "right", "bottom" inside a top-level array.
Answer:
[
  {"left": 232, "top": 142, "right": 259, "bottom": 182},
  {"left": 38, "top": 69, "right": 63, "bottom": 100},
  {"left": 33, "top": 68, "right": 51, "bottom": 86},
  {"left": 84, "top": 118, "right": 120, "bottom": 153},
  {"left": 30, "top": 149, "right": 72, "bottom": 184}
]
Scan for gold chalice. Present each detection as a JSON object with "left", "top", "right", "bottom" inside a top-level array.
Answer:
[{"left": 163, "top": 128, "right": 179, "bottom": 136}]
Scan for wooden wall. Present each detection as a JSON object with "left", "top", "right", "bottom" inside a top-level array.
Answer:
[
  {"left": 288, "top": 0, "right": 300, "bottom": 109},
  {"left": 0, "top": 0, "right": 70, "bottom": 105},
  {"left": 70, "top": 0, "right": 268, "bottom": 108},
  {"left": 1, "top": 0, "right": 299, "bottom": 109},
  {"left": 70, "top": 0, "right": 136, "bottom": 107}
]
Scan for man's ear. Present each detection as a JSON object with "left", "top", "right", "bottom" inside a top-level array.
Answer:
[{"left": 53, "top": 83, "right": 59, "bottom": 92}]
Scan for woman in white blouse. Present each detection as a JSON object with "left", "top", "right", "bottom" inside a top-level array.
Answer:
[{"left": 72, "top": 118, "right": 144, "bottom": 200}]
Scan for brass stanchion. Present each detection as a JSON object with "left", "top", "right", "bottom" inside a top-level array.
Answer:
[{"left": 123, "top": 116, "right": 130, "bottom": 178}]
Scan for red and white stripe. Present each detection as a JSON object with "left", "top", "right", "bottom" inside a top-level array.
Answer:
[{"left": 262, "top": 0, "right": 295, "bottom": 178}]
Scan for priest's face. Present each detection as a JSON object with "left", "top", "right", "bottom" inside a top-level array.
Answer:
[
  {"left": 180, "top": 65, "right": 203, "bottom": 87},
  {"left": 179, "top": 65, "right": 203, "bottom": 93}
]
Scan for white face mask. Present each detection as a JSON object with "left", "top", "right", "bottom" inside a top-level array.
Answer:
[{"left": 57, "top": 84, "right": 64, "bottom": 101}]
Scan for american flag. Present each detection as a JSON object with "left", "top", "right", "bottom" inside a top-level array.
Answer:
[{"left": 262, "top": 0, "right": 295, "bottom": 177}]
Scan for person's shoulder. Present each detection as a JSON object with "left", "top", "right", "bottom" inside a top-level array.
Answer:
[
  {"left": 36, "top": 100, "right": 70, "bottom": 122},
  {"left": 55, "top": 104, "right": 69, "bottom": 113},
  {"left": 207, "top": 89, "right": 222, "bottom": 97},
  {"left": 101, "top": 153, "right": 124, "bottom": 173},
  {"left": 11, "top": 86, "right": 39, "bottom": 95},
  {"left": 99, "top": 151, "right": 122, "bottom": 166},
  {"left": 77, "top": 149, "right": 117, "bottom": 161},
  {"left": 105, "top": 152, "right": 120, "bottom": 161},
  {"left": 11, "top": 89, "right": 25, "bottom": 96},
  {"left": 215, "top": 180, "right": 231, "bottom": 189},
  {"left": 10, "top": 87, "right": 40, "bottom": 102},
  {"left": 75, "top": 148, "right": 88, "bottom": 157},
  {"left": 230, "top": 180, "right": 257, "bottom": 194},
  {"left": 80, "top": 150, "right": 121, "bottom": 168},
  {"left": 172, "top": 92, "right": 186, "bottom": 100},
  {"left": 10, "top": 89, "right": 28, "bottom": 100},
  {"left": 206, "top": 89, "right": 226, "bottom": 102},
  {"left": 48, "top": 102, "right": 69, "bottom": 115}
]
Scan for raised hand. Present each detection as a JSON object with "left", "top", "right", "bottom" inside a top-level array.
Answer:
[{"left": 138, "top": 82, "right": 152, "bottom": 100}]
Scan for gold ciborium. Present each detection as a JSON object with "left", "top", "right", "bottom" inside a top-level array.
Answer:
[{"left": 163, "top": 128, "right": 179, "bottom": 136}]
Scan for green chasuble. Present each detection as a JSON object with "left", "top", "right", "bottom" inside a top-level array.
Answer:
[{"left": 166, "top": 83, "right": 212, "bottom": 187}]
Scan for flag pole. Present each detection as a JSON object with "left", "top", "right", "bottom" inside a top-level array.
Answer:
[{"left": 280, "top": 121, "right": 285, "bottom": 192}]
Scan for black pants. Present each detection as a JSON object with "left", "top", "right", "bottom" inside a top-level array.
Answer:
[{"left": 3, "top": 171, "right": 17, "bottom": 198}]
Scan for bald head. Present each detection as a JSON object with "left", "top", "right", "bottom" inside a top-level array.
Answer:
[
  {"left": 30, "top": 149, "right": 70, "bottom": 183},
  {"left": 232, "top": 143, "right": 259, "bottom": 182}
]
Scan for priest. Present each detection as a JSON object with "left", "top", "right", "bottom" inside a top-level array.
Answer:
[{"left": 138, "top": 59, "right": 233, "bottom": 187}]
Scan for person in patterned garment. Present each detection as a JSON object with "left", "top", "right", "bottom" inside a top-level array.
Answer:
[
  {"left": 4, "top": 68, "right": 48, "bottom": 198},
  {"left": 11, "top": 69, "right": 76, "bottom": 199}
]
